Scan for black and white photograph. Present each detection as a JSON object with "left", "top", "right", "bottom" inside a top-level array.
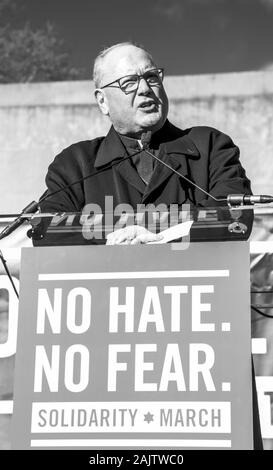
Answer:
[{"left": 1, "top": 0, "right": 273, "bottom": 458}]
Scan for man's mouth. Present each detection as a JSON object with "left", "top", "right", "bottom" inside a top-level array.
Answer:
[{"left": 139, "top": 101, "right": 157, "bottom": 109}]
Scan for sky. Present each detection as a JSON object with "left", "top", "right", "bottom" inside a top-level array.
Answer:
[{"left": 8, "top": 0, "right": 273, "bottom": 77}]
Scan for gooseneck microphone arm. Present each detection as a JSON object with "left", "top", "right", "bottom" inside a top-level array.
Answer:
[
  {"left": 140, "top": 131, "right": 225, "bottom": 203},
  {"left": 37, "top": 145, "right": 145, "bottom": 206},
  {"left": 143, "top": 148, "right": 223, "bottom": 202},
  {"left": 0, "top": 249, "right": 19, "bottom": 298},
  {"left": 0, "top": 145, "right": 145, "bottom": 241},
  {"left": 140, "top": 131, "right": 273, "bottom": 207}
]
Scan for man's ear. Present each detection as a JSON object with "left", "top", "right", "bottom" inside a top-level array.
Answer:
[{"left": 94, "top": 89, "right": 109, "bottom": 115}]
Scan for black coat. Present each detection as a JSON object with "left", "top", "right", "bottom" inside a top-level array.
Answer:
[{"left": 40, "top": 120, "right": 252, "bottom": 213}]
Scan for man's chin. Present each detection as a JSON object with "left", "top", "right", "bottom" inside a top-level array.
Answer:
[{"left": 138, "top": 115, "right": 164, "bottom": 133}]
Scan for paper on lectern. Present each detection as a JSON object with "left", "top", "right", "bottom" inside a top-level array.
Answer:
[{"left": 150, "top": 220, "right": 193, "bottom": 243}]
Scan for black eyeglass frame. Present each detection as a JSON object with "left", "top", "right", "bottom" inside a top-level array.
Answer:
[{"left": 99, "top": 68, "right": 164, "bottom": 94}]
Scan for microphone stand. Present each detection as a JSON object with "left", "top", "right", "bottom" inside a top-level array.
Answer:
[{"left": 0, "top": 249, "right": 19, "bottom": 299}]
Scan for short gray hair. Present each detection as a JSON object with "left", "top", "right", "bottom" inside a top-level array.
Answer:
[{"left": 93, "top": 41, "right": 155, "bottom": 88}]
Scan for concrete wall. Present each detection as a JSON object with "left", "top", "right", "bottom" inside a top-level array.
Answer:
[{"left": 1, "top": 71, "right": 273, "bottom": 214}]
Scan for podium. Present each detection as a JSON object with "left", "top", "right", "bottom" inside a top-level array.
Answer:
[{"left": 10, "top": 234, "right": 254, "bottom": 449}]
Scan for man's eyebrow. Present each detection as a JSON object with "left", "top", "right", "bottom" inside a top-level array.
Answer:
[
  {"left": 104, "top": 66, "right": 158, "bottom": 84},
  {"left": 124, "top": 67, "right": 158, "bottom": 76}
]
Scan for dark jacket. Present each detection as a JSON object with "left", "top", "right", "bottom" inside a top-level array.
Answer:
[{"left": 40, "top": 120, "right": 252, "bottom": 213}]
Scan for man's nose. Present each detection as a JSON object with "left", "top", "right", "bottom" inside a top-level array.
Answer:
[{"left": 137, "top": 77, "right": 152, "bottom": 94}]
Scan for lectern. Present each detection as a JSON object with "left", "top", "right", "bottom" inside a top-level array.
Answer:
[{"left": 10, "top": 207, "right": 254, "bottom": 449}]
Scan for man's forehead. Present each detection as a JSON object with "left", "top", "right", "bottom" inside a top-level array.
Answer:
[{"left": 102, "top": 46, "right": 155, "bottom": 80}]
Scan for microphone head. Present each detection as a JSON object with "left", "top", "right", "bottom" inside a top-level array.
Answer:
[{"left": 140, "top": 131, "right": 152, "bottom": 150}]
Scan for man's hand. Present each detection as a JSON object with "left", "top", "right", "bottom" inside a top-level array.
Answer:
[{"left": 106, "top": 225, "right": 163, "bottom": 245}]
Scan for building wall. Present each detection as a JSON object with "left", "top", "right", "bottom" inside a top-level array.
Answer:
[{"left": 0, "top": 71, "right": 273, "bottom": 214}]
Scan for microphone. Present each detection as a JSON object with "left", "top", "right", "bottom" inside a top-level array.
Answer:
[
  {"left": 227, "top": 194, "right": 273, "bottom": 206},
  {"left": 0, "top": 200, "right": 39, "bottom": 241},
  {"left": 0, "top": 143, "right": 146, "bottom": 241}
]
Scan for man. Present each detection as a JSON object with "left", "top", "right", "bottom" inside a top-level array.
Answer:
[
  {"left": 39, "top": 42, "right": 252, "bottom": 244},
  {"left": 38, "top": 42, "right": 262, "bottom": 449}
]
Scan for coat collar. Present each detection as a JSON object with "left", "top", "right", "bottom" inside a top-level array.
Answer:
[
  {"left": 94, "top": 120, "right": 199, "bottom": 169},
  {"left": 94, "top": 120, "right": 200, "bottom": 199},
  {"left": 94, "top": 125, "right": 127, "bottom": 168}
]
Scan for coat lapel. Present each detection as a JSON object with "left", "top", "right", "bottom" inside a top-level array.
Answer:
[
  {"left": 94, "top": 125, "right": 145, "bottom": 194},
  {"left": 94, "top": 125, "right": 127, "bottom": 168},
  {"left": 115, "top": 159, "right": 146, "bottom": 194},
  {"left": 143, "top": 134, "right": 200, "bottom": 202}
]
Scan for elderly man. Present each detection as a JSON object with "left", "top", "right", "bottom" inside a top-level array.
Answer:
[
  {"left": 37, "top": 42, "right": 262, "bottom": 449},
  {"left": 39, "top": 41, "right": 252, "bottom": 244}
]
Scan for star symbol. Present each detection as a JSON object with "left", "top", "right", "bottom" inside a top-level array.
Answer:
[{"left": 143, "top": 412, "right": 154, "bottom": 424}]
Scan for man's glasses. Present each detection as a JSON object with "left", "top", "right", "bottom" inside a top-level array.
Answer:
[{"left": 100, "top": 68, "right": 164, "bottom": 94}]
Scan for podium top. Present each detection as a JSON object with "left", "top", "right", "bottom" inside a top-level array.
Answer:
[{"left": 28, "top": 206, "right": 253, "bottom": 246}]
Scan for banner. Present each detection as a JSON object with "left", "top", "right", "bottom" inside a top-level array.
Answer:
[{"left": 11, "top": 242, "right": 253, "bottom": 449}]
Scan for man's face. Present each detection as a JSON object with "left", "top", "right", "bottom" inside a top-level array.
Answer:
[{"left": 95, "top": 46, "right": 169, "bottom": 137}]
